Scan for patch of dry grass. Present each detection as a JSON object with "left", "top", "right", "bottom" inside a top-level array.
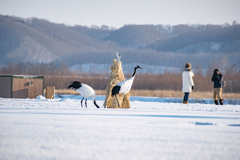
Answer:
[
  {"left": 130, "top": 90, "right": 240, "bottom": 99},
  {"left": 54, "top": 89, "right": 106, "bottom": 96},
  {"left": 54, "top": 89, "right": 240, "bottom": 99}
]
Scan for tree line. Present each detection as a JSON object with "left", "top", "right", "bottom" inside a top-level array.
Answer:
[{"left": 0, "top": 62, "right": 239, "bottom": 93}]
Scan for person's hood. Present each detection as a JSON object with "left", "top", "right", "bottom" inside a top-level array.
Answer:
[
  {"left": 183, "top": 68, "right": 194, "bottom": 76},
  {"left": 183, "top": 68, "right": 191, "bottom": 71}
]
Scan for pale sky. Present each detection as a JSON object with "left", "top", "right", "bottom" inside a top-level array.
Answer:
[{"left": 0, "top": 0, "right": 239, "bottom": 28}]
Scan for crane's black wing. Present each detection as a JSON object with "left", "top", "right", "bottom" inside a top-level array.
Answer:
[
  {"left": 112, "top": 86, "right": 120, "bottom": 96},
  {"left": 68, "top": 81, "right": 82, "bottom": 90}
]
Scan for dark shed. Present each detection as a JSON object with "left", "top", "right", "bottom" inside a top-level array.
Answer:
[{"left": 0, "top": 75, "right": 44, "bottom": 99}]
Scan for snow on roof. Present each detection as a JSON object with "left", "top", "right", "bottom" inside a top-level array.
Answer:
[
  {"left": 13, "top": 75, "right": 44, "bottom": 78},
  {"left": 0, "top": 75, "right": 44, "bottom": 78},
  {"left": 14, "top": 75, "right": 37, "bottom": 77}
]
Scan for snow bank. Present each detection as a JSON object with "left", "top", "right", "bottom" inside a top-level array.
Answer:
[
  {"left": 0, "top": 97, "right": 240, "bottom": 160},
  {"left": 56, "top": 95, "right": 240, "bottom": 105},
  {"left": 36, "top": 95, "right": 45, "bottom": 100}
]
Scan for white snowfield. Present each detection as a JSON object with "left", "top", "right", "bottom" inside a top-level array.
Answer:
[{"left": 0, "top": 95, "right": 240, "bottom": 160}]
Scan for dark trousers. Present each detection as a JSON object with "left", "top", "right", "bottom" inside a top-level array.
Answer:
[{"left": 183, "top": 92, "right": 189, "bottom": 101}]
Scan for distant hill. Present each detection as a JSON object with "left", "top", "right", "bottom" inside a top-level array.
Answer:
[
  {"left": 103, "top": 25, "right": 172, "bottom": 48},
  {"left": 148, "top": 24, "right": 240, "bottom": 53},
  {"left": 0, "top": 15, "right": 121, "bottom": 65},
  {"left": 0, "top": 15, "right": 240, "bottom": 71}
]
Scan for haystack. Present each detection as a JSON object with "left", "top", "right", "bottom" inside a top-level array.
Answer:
[{"left": 103, "top": 54, "right": 130, "bottom": 109}]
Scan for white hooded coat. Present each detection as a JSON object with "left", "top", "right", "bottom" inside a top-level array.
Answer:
[{"left": 182, "top": 69, "right": 194, "bottom": 92}]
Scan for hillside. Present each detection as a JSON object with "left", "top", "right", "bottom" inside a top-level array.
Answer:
[
  {"left": 0, "top": 15, "right": 240, "bottom": 71},
  {"left": 0, "top": 15, "right": 121, "bottom": 65},
  {"left": 148, "top": 24, "right": 240, "bottom": 53}
]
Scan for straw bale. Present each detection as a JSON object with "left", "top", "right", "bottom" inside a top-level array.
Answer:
[{"left": 104, "top": 59, "right": 130, "bottom": 108}]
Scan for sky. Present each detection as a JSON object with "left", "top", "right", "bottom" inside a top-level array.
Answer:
[{"left": 0, "top": 0, "right": 240, "bottom": 28}]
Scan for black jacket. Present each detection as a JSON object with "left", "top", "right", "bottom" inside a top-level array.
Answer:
[{"left": 211, "top": 73, "right": 223, "bottom": 88}]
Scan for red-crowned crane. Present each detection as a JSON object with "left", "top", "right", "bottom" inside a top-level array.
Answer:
[
  {"left": 111, "top": 65, "right": 142, "bottom": 108},
  {"left": 68, "top": 81, "right": 100, "bottom": 108}
]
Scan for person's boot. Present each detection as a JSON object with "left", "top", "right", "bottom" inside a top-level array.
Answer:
[
  {"left": 214, "top": 100, "right": 219, "bottom": 105},
  {"left": 219, "top": 99, "right": 223, "bottom": 105}
]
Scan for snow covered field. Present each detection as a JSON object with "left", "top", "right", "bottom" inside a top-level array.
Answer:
[{"left": 1, "top": 95, "right": 240, "bottom": 160}]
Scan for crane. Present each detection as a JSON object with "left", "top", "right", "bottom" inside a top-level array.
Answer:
[
  {"left": 68, "top": 81, "right": 100, "bottom": 108},
  {"left": 111, "top": 65, "right": 142, "bottom": 108}
]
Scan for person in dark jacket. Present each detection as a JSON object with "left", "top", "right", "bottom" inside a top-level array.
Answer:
[{"left": 211, "top": 69, "right": 223, "bottom": 105}]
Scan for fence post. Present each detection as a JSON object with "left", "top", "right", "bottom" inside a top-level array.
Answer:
[{"left": 46, "top": 86, "right": 55, "bottom": 99}]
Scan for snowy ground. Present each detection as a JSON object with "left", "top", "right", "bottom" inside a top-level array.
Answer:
[{"left": 1, "top": 95, "right": 240, "bottom": 160}]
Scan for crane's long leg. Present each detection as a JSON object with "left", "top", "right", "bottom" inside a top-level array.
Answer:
[
  {"left": 94, "top": 100, "right": 100, "bottom": 108},
  {"left": 81, "top": 97, "right": 84, "bottom": 108},
  {"left": 85, "top": 98, "right": 87, "bottom": 108},
  {"left": 115, "top": 95, "right": 120, "bottom": 108}
]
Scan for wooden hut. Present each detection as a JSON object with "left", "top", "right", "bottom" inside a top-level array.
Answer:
[{"left": 0, "top": 75, "right": 44, "bottom": 99}]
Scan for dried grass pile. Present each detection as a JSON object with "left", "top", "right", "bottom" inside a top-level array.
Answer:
[{"left": 103, "top": 59, "right": 130, "bottom": 109}]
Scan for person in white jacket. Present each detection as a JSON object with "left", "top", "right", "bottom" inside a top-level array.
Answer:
[{"left": 182, "top": 63, "right": 194, "bottom": 104}]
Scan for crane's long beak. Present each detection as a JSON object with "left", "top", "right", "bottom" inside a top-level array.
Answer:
[{"left": 139, "top": 67, "right": 143, "bottom": 69}]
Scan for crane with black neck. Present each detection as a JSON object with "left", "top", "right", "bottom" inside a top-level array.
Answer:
[{"left": 111, "top": 65, "right": 142, "bottom": 108}]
